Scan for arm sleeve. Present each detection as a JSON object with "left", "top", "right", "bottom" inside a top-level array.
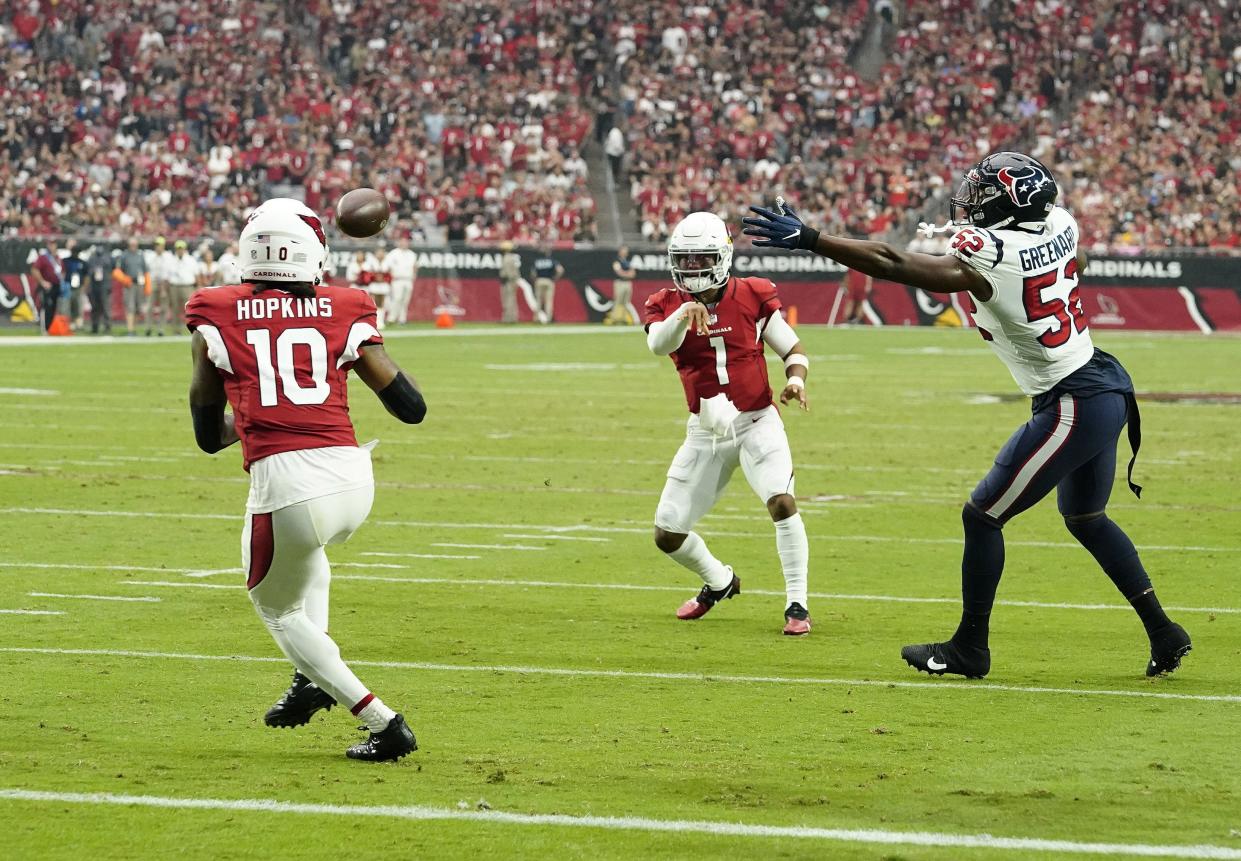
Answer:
[
  {"left": 761, "top": 310, "right": 800, "bottom": 357},
  {"left": 646, "top": 312, "right": 693, "bottom": 356}
]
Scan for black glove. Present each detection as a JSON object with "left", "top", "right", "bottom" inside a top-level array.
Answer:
[{"left": 742, "top": 203, "right": 820, "bottom": 251}]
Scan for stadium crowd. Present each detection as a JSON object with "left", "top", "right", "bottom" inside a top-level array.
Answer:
[
  {"left": 614, "top": 0, "right": 1239, "bottom": 252},
  {"left": 0, "top": 0, "right": 1237, "bottom": 252},
  {"left": 0, "top": 0, "right": 600, "bottom": 244}
]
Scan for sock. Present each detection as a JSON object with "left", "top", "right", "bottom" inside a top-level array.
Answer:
[
  {"left": 773, "top": 513, "right": 809, "bottom": 608},
  {"left": 956, "top": 504, "right": 1005, "bottom": 648},
  {"left": 667, "top": 531, "right": 732, "bottom": 590},
  {"left": 1063, "top": 513, "right": 1167, "bottom": 633},
  {"left": 952, "top": 610, "right": 990, "bottom": 650},
  {"left": 259, "top": 607, "right": 370, "bottom": 710},
  {"left": 353, "top": 694, "right": 397, "bottom": 733}
]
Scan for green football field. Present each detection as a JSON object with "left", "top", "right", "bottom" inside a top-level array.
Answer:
[{"left": 1, "top": 324, "right": 1238, "bottom": 860}]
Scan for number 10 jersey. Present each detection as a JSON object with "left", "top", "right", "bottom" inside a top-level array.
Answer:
[
  {"left": 186, "top": 284, "right": 383, "bottom": 469},
  {"left": 950, "top": 206, "right": 1094, "bottom": 396}
]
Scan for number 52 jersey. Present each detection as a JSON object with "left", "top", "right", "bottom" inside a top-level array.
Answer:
[
  {"left": 950, "top": 206, "right": 1094, "bottom": 396},
  {"left": 185, "top": 284, "right": 383, "bottom": 469}
]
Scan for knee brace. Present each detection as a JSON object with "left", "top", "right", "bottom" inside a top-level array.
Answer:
[
  {"left": 962, "top": 501, "right": 1002, "bottom": 534},
  {"left": 1063, "top": 510, "right": 1106, "bottom": 541}
]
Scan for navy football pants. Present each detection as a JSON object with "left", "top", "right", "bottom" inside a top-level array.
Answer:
[{"left": 970, "top": 391, "right": 1130, "bottom": 523}]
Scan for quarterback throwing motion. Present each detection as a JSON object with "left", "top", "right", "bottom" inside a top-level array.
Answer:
[
  {"left": 186, "top": 199, "right": 427, "bottom": 761},
  {"left": 645, "top": 212, "right": 813, "bottom": 635},
  {"left": 744, "top": 152, "right": 1190, "bottom": 676}
]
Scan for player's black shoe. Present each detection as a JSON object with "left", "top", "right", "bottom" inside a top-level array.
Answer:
[
  {"left": 264, "top": 671, "right": 336, "bottom": 728},
  {"left": 676, "top": 570, "right": 741, "bottom": 620},
  {"left": 1147, "top": 622, "right": 1192, "bottom": 677},
  {"left": 783, "top": 602, "right": 812, "bottom": 636},
  {"left": 901, "top": 640, "right": 990, "bottom": 679},
  {"left": 346, "top": 714, "right": 417, "bottom": 762}
]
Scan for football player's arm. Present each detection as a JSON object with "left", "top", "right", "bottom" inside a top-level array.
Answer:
[
  {"left": 187, "top": 330, "right": 238, "bottom": 454},
  {"left": 1076, "top": 248, "right": 1089, "bottom": 275},
  {"left": 762, "top": 312, "right": 809, "bottom": 411},
  {"left": 353, "top": 344, "right": 427, "bottom": 424},
  {"left": 742, "top": 206, "right": 993, "bottom": 300},
  {"left": 646, "top": 302, "right": 708, "bottom": 354}
]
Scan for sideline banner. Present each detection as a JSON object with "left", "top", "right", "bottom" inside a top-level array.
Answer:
[{"left": 2, "top": 242, "right": 1238, "bottom": 331}]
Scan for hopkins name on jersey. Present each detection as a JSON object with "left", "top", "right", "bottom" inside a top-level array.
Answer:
[
  {"left": 185, "top": 284, "right": 383, "bottom": 468},
  {"left": 645, "top": 276, "right": 782, "bottom": 413},
  {"left": 950, "top": 206, "right": 1094, "bottom": 396}
]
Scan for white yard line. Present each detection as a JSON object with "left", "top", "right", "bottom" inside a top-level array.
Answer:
[
  {"left": 3, "top": 647, "right": 1235, "bottom": 705},
  {"left": 0, "top": 387, "right": 59, "bottom": 396},
  {"left": 431, "top": 543, "right": 547, "bottom": 551},
  {"left": 0, "top": 789, "right": 1236, "bottom": 858},
  {"left": 360, "top": 552, "right": 483, "bottom": 560},
  {"left": 4, "top": 507, "right": 1238, "bottom": 553},
  {"left": 29, "top": 592, "right": 160, "bottom": 603},
  {"left": 115, "top": 574, "right": 1241, "bottom": 616},
  {"left": 0, "top": 609, "right": 65, "bottom": 616},
  {"left": 501, "top": 533, "right": 612, "bottom": 543},
  {"left": 126, "top": 581, "right": 236, "bottom": 590}
]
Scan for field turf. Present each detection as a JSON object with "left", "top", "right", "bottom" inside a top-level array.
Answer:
[{"left": 0, "top": 324, "right": 1238, "bottom": 860}]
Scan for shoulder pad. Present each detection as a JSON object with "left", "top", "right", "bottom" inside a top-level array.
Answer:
[{"left": 949, "top": 227, "right": 1005, "bottom": 271}]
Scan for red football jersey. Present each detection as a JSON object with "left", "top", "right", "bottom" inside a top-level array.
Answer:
[
  {"left": 645, "top": 276, "right": 782, "bottom": 413},
  {"left": 185, "top": 284, "right": 383, "bottom": 469}
]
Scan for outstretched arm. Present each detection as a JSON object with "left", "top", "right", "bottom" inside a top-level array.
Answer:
[
  {"left": 188, "top": 331, "right": 238, "bottom": 454},
  {"left": 743, "top": 205, "right": 992, "bottom": 300},
  {"left": 761, "top": 311, "right": 809, "bottom": 411},
  {"left": 354, "top": 343, "right": 427, "bottom": 424}
]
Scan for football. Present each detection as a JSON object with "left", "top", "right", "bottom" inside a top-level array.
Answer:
[{"left": 335, "top": 187, "right": 390, "bottom": 238}]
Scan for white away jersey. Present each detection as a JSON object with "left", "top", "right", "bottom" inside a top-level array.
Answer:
[{"left": 950, "top": 206, "right": 1094, "bottom": 396}]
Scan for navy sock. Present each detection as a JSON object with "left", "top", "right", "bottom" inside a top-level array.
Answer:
[
  {"left": 1064, "top": 513, "right": 1169, "bottom": 634},
  {"left": 955, "top": 504, "right": 1005, "bottom": 648}
]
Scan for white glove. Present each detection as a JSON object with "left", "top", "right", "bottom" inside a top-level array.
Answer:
[{"left": 697, "top": 393, "right": 741, "bottom": 442}]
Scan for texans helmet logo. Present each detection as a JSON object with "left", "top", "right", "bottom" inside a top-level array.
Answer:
[{"left": 997, "top": 165, "right": 1050, "bottom": 207}]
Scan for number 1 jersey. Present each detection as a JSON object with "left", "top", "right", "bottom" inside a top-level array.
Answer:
[
  {"left": 185, "top": 284, "right": 383, "bottom": 469},
  {"left": 951, "top": 206, "right": 1094, "bottom": 396}
]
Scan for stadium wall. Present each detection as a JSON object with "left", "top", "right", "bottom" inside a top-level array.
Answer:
[{"left": 2, "top": 243, "right": 1239, "bottom": 332}]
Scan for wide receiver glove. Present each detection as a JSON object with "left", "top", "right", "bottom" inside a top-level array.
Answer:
[{"left": 742, "top": 200, "right": 820, "bottom": 251}]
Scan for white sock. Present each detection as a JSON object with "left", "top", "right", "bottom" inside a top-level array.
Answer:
[
  {"left": 667, "top": 531, "right": 732, "bottom": 590},
  {"left": 774, "top": 513, "right": 809, "bottom": 608},
  {"left": 262, "top": 609, "right": 370, "bottom": 708},
  {"left": 355, "top": 696, "right": 397, "bottom": 733}
]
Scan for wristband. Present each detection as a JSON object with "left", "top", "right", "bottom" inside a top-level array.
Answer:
[
  {"left": 798, "top": 226, "right": 820, "bottom": 251},
  {"left": 783, "top": 353, "right": 809, "bottom": 371}
]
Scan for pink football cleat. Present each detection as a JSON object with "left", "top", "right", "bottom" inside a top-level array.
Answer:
[
  {"left": 675, "top": 572, "right": 740, "bottom": 620},
  {"left": 783, "top": 602, "right": 811, "bottom": 636}
]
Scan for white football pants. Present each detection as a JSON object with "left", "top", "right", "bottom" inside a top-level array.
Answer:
[
  {"left": 389, "top": 279, "right": 413, "bottom": 324},
  {"left": 242, "top": 486, "right": 376, "bottom": 711}
]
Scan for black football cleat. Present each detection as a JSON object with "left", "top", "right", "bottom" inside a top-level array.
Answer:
[
  {"left": 783, "top": 602, "right": 812, "bottom": 636},
  {"left": 264, "top": 671, "right": 336, "bottom": 728},
  {"left": 901, "top": 640, "right": 990, "bottom": 679},
  {"left": 676, "top": 571, "right": 740, "bottom": 620},
  {"left": 346, "top": 713, "right": 417, "bottom": 762},
  {"left": 1147, "top": 622, "right": 1192, "bottom": 677}
]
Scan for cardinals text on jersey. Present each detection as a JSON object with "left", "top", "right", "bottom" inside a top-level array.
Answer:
[
  {"left": 644, "top": 276, "right": 781, "bottom": 413},
  {"left": 185, "top": 284, "right": 383, "bottom": 469},
  {"left": 951, "top": 206, "right": 1094, "bottom": 396}
]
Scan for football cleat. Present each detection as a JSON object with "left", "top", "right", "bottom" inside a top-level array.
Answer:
[
  {"left": 675, "top": 571, "right": 740, "bottom": 620},
  {"left": 346, "top": 713, "right": 417, "bottom": 762},
  {"left": 783, "top": 602, "right": 812, "bottom": 636},
  {"left": 901, "top": 640, "right": 991, "bottom": 679},
  {"left": 1147, "top": 622, "right": 1192, "bottom": 677},
  {"left": 264, "top": 671, "right": 336, "bottom": 728}
]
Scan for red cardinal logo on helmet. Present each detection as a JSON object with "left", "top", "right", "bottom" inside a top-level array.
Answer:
[
  {"left": 299, "top": 214, "right": 327, "bottom": 248},
  {"left": 997, "top": 166, "right": 1050, "bottom": 207}
]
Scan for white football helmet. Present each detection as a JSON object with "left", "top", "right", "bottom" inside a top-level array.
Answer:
[
  {"left": 668, "top": 211, "right": 733, "bottom": 293},
  {"left": 239, "top": 198, "right": 328, "bottom": 285}
]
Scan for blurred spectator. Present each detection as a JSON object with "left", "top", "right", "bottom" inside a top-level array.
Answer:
[
  {"left": 217, "top": 243, "right": 242, "bottom": 285},
  {"left": 116, "top": 237, "right": 148, "bottom": 336},
  {"left": 530, "top": 245, "right": 563, "bottom": 324},
  {"left": 29, "top": 238, "right": 63, "bottom": 333},
  {"left": 498, "top": 240, "right": 521, "bottom": 324},
  {"left": 83, "top": 245, "right": 114, "bottom": 334},
  {"left": 168, "top": 239, "right": 199, "bottom": 332},
  {"left": 62, "top": 239, "right": 87, "bottom": 328},
  {"left": 605, "top": 244, "right": 636, "bottom": 325},
  {"left": 381, "top": 237, "right": 418, "bottom": 326},
  {"left": 145, "top": 237, "right": 176, "bottom": 337}
]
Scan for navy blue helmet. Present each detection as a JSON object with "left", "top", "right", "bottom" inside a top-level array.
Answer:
[{"left": 950, "top": 151, "right": 1058, "bottom": 230}]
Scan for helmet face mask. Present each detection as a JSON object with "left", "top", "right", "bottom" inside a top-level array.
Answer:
[{"left": 667, "top": 212, "right": 733, "bottom": 294}]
